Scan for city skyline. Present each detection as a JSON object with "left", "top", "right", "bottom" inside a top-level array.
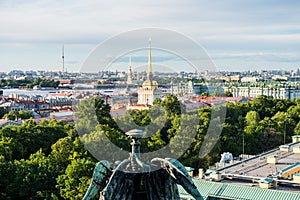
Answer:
[{"left": 0, "top": 1, "right": 300, "bottom": 72}]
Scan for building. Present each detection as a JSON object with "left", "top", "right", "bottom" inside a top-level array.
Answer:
[
  {"left": 0, "top": 101, "right": 25, "bottom": 112},
  {"left": 0, "top": 119, "right": 22, "bottom": 128},
  {"left": 178, "top": 136, "right": 300, "bottom": 199},
  {"left": 137, "top": 41, "right": 162, "bottom": 105},
  {"left": 223, "top": 85, "right": 300, "bottom": 99},
  {"left": 241, "top": 76, "right": 259, "bottom": 83},
  {"left": 127, "top": 56, "right": 133, "bottom": 85},
  {"left": 171, "top": 81, "right": 207, "bottom": 95}
]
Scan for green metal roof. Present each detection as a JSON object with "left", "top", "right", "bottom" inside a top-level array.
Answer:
[
  {"left": 185, "top": 166, "right": 195, "bottom": 171},
  {"left": 178, "top": 179, "right": 300, "bottom": 200},
  {"left": 279, "top": 144, "right": 290, "bottom": 148},
  {"left": 294, "top": 173, "right": 300, "bottom": 177},
  {"left": 178, "top": 180, "right": 223, "bottom": 200},
  {"left": 259, "top": 178, "right": 274, "bottom": 183},
  {"left": 267, "top": 155, "right": 278, "bottom": 158}
]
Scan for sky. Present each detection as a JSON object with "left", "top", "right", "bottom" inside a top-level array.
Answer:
[{"left": 0, "top": 0, "right": 300, "bottom": 73}]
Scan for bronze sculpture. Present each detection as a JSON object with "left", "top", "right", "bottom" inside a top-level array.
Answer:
[{"left": 83, "top": 129, "right": 203, "bottom": 200}]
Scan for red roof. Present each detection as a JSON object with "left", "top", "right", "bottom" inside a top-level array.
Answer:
[
  {"left": 50, "top": 93, "right": 72, "bottom": 97},
  {"left": 36, "top": 100, "right": 49, "bottom": 104}
]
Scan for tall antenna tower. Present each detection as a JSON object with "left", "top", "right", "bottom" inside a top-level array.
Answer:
[{"left": 62, "top": 45, "right": 65, "bottom": 75}]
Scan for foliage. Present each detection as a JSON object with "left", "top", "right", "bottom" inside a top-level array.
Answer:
[
  {"left": 294, "top": 121, "right": 300, "bottom": 135},
  {"left": 0, "top": 120, "right": 96, "bottom": 199},
  {"left": 200, "top": 92, "right": 209, "bottom": 97},
  {"left": 0, "top": 107, "right": 5, "bottom": 119},
  {"left": 56, "top": 158, "right": 95, "bottom": 200},
  {"left": 129, "top": 110, "right": 151, "bottom": 126},
  {"left": 0, "top": 94, "right": 300, "bottom": 199},
  {"left": 161, "top": 94, "right": 182, "bottom": 117},
  {"left": 224, "top": 91, "right": 233, "bottom": 97},
  {"left": 0, "top": 78, "right": 59, "bottom": 89},
  {"left": 2, "top": 110, "right": 33, "bottom": 120}
]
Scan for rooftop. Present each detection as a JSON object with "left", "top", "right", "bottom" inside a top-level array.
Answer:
[
  {"left": 195, "top": 139, "right": 300, "bottom": 195},
  {"left": 178, "top": 179, "right": 300, "bottom": 200},
  {"left": 217, "top": 144, "right": 300, "bottom": 178}
]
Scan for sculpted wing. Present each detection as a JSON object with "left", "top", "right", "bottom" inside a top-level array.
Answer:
[
  {"left": 82, "top": 160, "right": 112, "bottom": 200},
  {"left": 151, "top": 158, "right": 203, "bottom": 200}
]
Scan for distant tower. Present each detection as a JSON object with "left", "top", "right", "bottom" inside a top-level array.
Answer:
[
  {"left": 62, "top": 45, "right": 65, "bottom": 75},
  {"left": 137, "top": 39, "right": 162, "bottom": 105},
  {"left": 127, "top": 56, "right": 133, "bottom": 84}
]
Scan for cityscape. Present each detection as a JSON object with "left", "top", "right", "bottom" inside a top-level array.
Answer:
[
  {"left": 1, "top": 1, "right": 300, "bottom": 200},
  {"left": 1, "top": 45, "right": 300, "bottom": 200}
]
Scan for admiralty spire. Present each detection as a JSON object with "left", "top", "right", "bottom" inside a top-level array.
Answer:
[{"left": 137, "top": 39, "right": 162, "bottom": 105}]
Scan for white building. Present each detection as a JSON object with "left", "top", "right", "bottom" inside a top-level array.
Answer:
[{"left": 223, "top": 86, "right": 300, "bottom": 99}]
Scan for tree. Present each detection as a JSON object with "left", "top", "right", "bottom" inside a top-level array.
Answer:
[
  {"left": 0, "top": 107, "right": 5, "bottom": 119},
  {"left": 248, "top": 95, "right": 275, "bottom": 118},
  {"left": 0, "top": 119, "right": 68, "bottom": 160},
  {"left": 5, "top": 150, "right": 58, "bottom": 199},
  {"left": 0, "top": 136, "right": 24, "bottom": 161},
  {"left": 56, "top": 158, "right": 96, "bottom": 200},
  {"left": 259, "top": 117, "right": 282, "bottom": 150},
  {"left": 294, "top": 121, "right": 300, "bottom": 135},
  {"left": 287, "top": 104, "right": 300, "bottom": 122},
  {"left": 224, "top": 91, "right": 233, "bottom": 97},
  {"left": 245, "top": 111, "right": 260, "bottom": 126},
  {"left": 94, "top": 97, "right": 114, "bottom": 127},
  {"left": 76, "top": 97, "right": 116, "bottom": 133},
  {"left": 18, "top": 110, "right": 33, "bottom": 119},
  {"left": 200, "top": 92, "right": 209, "bottom": 97},
  {"left": 161, "top": 94, "right": 182, "bottom": 117},
  {"left": 153, "top": 98, "right": 162, "bottom": 105},
  {"left": 271, "top": 112, "right": 295, "bottom": 144},
  {"left": 3, "top": 110, "right": 17, "bottom": 120},
  {"left": 129, "top": 110, "right": 151, "bottom": 126}
]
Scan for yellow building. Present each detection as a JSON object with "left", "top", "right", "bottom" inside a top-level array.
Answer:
[
  {"left": 137, "top": 40, "right": 162, "bottom": 105},
  {"left": 267, "top": 155, "right": 278, "bottom": 164},
  {"left": 259, "top": 178, "right": 277, "bottom": 189},
  {"left": 293, "top": 146, "right": 300, "bottom": 153},
  {"left": 293, "top": 173, "right": 300, "bottom": 182},
  {"left": 292, "top": 135, "right": 300, "bottom": 143},
  {"left": 279, "top": 144, "right": 290, "bottom": 152},
  {"left": 279, "top": 162, "right": 300, "bottom": 179}
]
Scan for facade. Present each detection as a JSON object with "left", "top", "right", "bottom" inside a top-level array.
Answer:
[
  {"left": 137, "top": 42, "right": 162, "bottom": 105},
  {"left": 171, "top": 81, "right": 206, "bottom": 95},
  {"left": 223, "top": 85, "right": 300, "bottom": 99},
  {"left": 138, "top": 79, "right": 162, "bottom": 105},
  {"left": 0, "top": 101, "right": 24, "bottom": 112}
]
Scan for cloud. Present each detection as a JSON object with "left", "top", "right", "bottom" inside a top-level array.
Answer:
[{"left": 0, "top": 0, "right": 299, "bottom": 71}]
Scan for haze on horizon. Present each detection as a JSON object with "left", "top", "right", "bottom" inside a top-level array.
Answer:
[{"left": 0, "top": 0, "right": 300, "bottom": 73}]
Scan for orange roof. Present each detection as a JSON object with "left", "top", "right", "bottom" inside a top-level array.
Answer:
[{"left": 50, "top": 93, "right": 72, "bottom": 97}]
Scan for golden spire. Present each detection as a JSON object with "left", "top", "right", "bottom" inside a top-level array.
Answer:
[{"left": 147, "top": 38, "right": 153, "bottom": 80}]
